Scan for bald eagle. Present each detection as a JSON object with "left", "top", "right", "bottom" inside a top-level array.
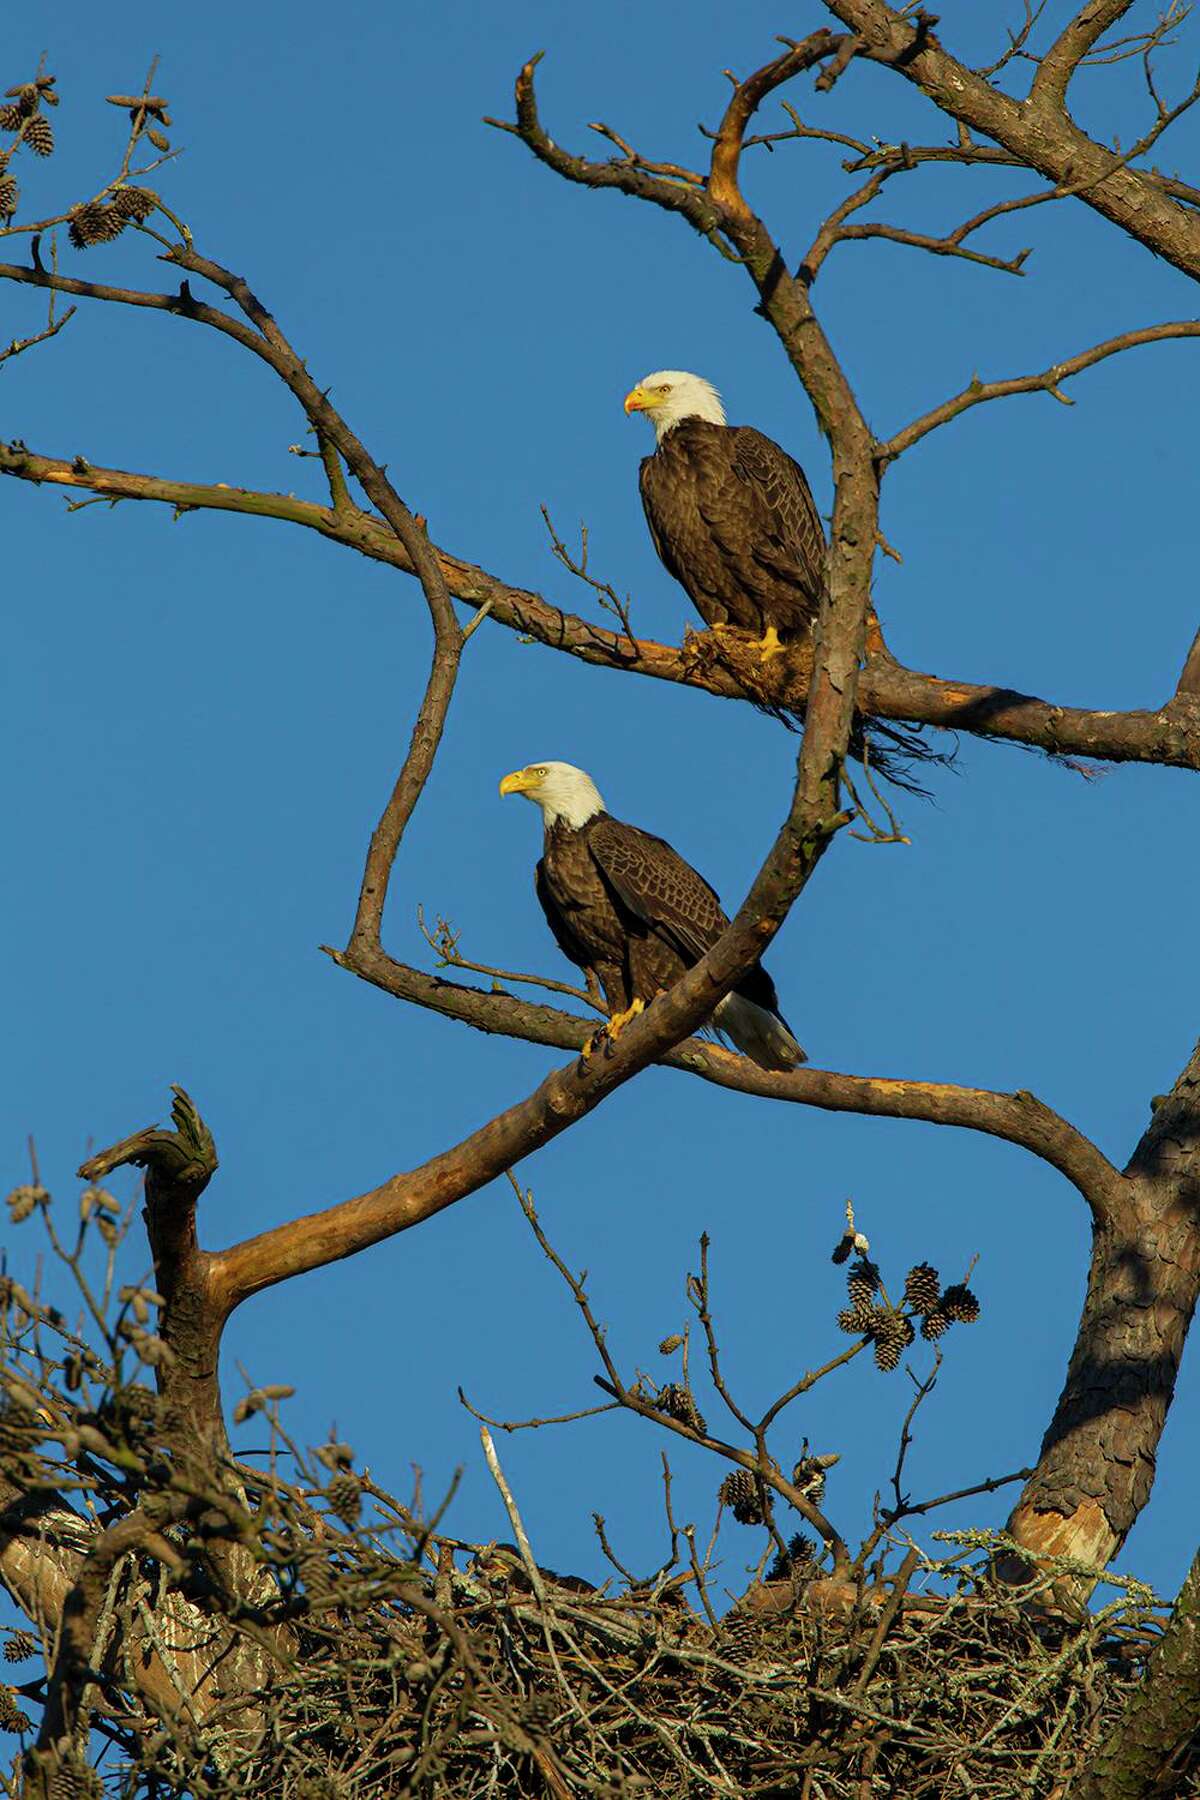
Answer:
[
  {"left": 499, "top": 760, "right": 804, "bottom": 1072},
  {"left": 625, "top": 370, "right": 825, "bottom": 661}
]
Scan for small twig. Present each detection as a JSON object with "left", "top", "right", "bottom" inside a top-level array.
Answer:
[
  {"left": 850, "top": 1546, "right": 921, "bottom": 1698},
  {"left": 689, "top": 1235, "right": 755, "bottom": 1434},
  {"left": 457, "top": 1387, "right": 618, "bottom": 1433},
  {"left": 540, "top": 505, "right": 639, "bottom": 653},
  {"left": 477, "top": 1428, "right": 547, "bottom": 1613},
  {"left": 592, "top": 1513, "right": 639, "bottom": 1586},
  {"left": 0, "top": 301, "right": 76, "bottom": 370},
  {"left": 416, "top": 906, "right": 600, "bottom": 1008}
]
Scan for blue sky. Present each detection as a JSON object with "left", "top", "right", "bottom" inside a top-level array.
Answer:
[{"left": 2, "top": 0, "right": 1199, "bottom": 1606}]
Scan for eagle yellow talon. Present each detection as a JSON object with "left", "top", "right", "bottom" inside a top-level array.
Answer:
[
  {"left": 757, "top": 625, "right": 785, "bottom": 664},
  {"left": 604, "top": 997, "right": 645, "bottom": 1043}
]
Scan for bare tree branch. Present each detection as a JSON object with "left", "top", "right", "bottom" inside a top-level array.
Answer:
[
  {"left": 880, "top": 320, "right": 1200, "bottom": 462},
  {"left": 3, "top": 435, "right": 1198, "bottom": 773},
  {"left": 1032, "top": 1, "right": 1140, "bottom": 109},
  {"left": 821, "top": 0, "right": 1200, "bottom": 285}
]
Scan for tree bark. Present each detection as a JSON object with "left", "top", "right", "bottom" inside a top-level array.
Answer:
[
  {"left": 78, "top": 1087, "right": 226, "bottom": 1471},
  {"left": 1075, "top": 1546, "right": 1200, "bottom": 1799},
  {"left": 1003, "top": 1042, "right": 1200, "bottom": 1575}
]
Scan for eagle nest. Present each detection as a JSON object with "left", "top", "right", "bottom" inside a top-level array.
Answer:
[{"left": 8, "top": 1380, "right": 1163, "bottom": 1800}]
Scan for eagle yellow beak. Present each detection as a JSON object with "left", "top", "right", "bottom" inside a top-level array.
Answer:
[
  {"left": 624, "top": 385, "right": 654, "bottom": 415},
  {"left": 499, "top": 768, "right": 535, "bottom": 797}
]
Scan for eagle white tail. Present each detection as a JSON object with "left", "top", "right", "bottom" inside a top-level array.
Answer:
[{"left": 712, "top": 994, "right": 806, "bottom": 1072}]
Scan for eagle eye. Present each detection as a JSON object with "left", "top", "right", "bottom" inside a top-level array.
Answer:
[{"left": 658, "top": 383, "right": 673, "bottom": 394}]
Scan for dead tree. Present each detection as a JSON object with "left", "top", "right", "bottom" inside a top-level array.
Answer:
[{"left": 2, "top": 9, "right": 1200, "bottom": 1795}]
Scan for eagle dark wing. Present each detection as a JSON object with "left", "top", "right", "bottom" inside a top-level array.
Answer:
[
  {"left": 535, "top": 858, "right": 595, "bottom": 971},
  {"left": 638, "top": 420, "right": 826, "bottom": 638},
  {"left": 585, "top": 817, "right": 728, "bottom": 965},
  {"left": 727, "top": 426, "right": 826, "bottom": 611}
]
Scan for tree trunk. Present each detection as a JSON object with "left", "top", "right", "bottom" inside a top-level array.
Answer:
[
  {"left": 1075, "top": 1546, "right": 1200, "bottom": 1799},
  {"left": 1004, "top": 1043, "right": 1200, "bottom": 1577}
]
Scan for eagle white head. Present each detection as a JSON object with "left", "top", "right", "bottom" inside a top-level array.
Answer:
[
  {"left": 499, "top": 760, "right": 606, "bottom": 829},
  {"left": 624, "top": 370, "right": 726, "bottom": 443}
]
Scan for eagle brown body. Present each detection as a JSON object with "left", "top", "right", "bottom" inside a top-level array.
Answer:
[
  {"left": 636, "top": 417, "right": 827, "bottom": 642},
  {"left": 536, "top": 808, "right": 801, "bottom": 1068}
]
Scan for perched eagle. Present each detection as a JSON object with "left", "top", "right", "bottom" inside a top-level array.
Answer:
[
  {"left": 625, "top": 369, "right": 826, "bottom": 660},
  {"left": 499, "top": 760, "right": 804, "bottom": 1072}
]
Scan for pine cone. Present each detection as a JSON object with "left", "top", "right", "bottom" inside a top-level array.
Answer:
[
  {"left": 657, "top": 1382, "right": 707, "bottom": 1436},
  {"left": 873, "top": 1329, "right": 904, "bottom": 1372},
  {"left": 0, "top": 175, "right": 17, "bottom": 217},
  {"left": 836, "top": 1304, "right": 874, "bottom": 1335},
  {"left": 897, "top": 1313, "right": 916, "bottom": 1348},
  {"left": 903, "top": 1262, "right": 941, "bottom": 1314},
  {"left": 791, "top": 1455, "right": 830, "bottom": 1504},
  {"left": 921, "top": 1308, "right": 951, "bottom": 1341},
  {"left": 69, "top": 204, "right": 127, "bottom": 249},
  {"left": 22, "top": 115, "right": 53, "bottom": 157},
  {"left": 848, "top": 1255, "right": 880, "bottom": 1292},
  {"left": 12, "top": 87, "right": 40, "bottom": 118},
  {"left": 6, "top": 1185, "right": 45, "bottom": 1223},
  {"left": 0, "top": 106, "right": 23, "bottom": 132},
  {"left": 719, "top": 1609, "right": 758, "bottom": 1661},
  {"left": 0, "top": 1685, "right": 30, "bottom": 1735},
  {"left": 831, "top": 1231, "right": 854, "bottom": 1264},
  {"left": 941, "top": 1283, "right": 980, "bottom": 1324},
  {"left": 111, "top": 185, "right": 157, "bottom": 221},
  {"left": 302, "top": 1556, "right": 336, "bottom": 1601},
  {"left": 719, "top": 1468, "right": 765, "bottom": 1525},
  {"left": 326, "top": 1470, "right": 362, "bottom": 1525},
  {"left": 768, "top": 1530, "right": 819, "bottom": 1583},
  {"left": 3, "top": 1631, "right": 35, "bottom": 1663},
  {"left": 846, "top": 1273, "right": 875, "bottom": 1314}
]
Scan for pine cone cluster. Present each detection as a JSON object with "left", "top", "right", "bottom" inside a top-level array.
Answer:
[
  {"left": 656, "top": 1382, "right": 707, "bottom": 1436},
  {"left": 837, "top": 1248, "right": 981, "bottom": 1365},
  {"left": 68, "top": 203, "right": 128, "bottom": 249},
  {"left": 325, "top": 1471, "right": 362, "bottom": 1526},
  {"left": 719, "top": 1468, "right": 765, "bottom": 1525}
]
